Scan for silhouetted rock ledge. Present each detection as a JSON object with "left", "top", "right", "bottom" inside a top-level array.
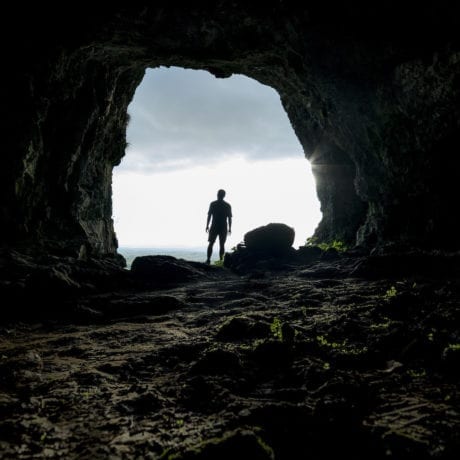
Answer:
[
  {"left": 224, "top": 242, "right": 340, "bottom": 275},
  {"left": 131, "top": 255, "right": 222, "bottom": 284}
]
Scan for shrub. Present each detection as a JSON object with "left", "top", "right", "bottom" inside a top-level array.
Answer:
[{"left": 305, "top": 237, "right": 348, "bottom": 252}]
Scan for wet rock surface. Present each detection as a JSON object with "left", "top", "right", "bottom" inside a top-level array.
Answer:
[{"left": 0, "top": 255, "right": 459, "bottom": 458}]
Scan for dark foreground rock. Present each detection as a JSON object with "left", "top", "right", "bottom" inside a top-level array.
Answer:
[
  {"left": 131, "top": 256, "right": 213, "bottom": 284},
  {"left": 168, "top": 428, "right": 274, "bottom": 459},
  {"left": 0, "top": 249, "right": 130, "bottom": 321},
  {"left": 0, "top": 257, "right": 459, "bottom": 459},
  {"left": 224, "top": 242, "right": 338, "bottom": 275},
  {"left": 0, "top": 251, "right": 239, "bottom": 322},
  {"left": 351, "top": 249, "right": 460, "bottom": 279}
]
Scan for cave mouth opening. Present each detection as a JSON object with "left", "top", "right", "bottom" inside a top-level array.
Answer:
[{"left": 112, "top": 66, "right": 321, "bottom": 264}]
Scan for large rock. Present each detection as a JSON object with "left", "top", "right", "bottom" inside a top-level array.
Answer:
[
  {"left": 131, "top": 255, "right": 208, "bottom": 284},
  {"left": 223, "top": 224, "right": 296, "bottom": 274},
  {"left": 244, "top": 223, "right": 295, "bottom": 255}
]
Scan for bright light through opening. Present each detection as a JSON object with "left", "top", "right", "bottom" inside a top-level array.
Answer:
[{"left": 113, "top": 67, "right": 321, "bottom": 260}]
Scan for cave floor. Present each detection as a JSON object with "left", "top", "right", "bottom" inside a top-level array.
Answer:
[{"left": 1, "top": 261, "right": 459, "bottom": 459}]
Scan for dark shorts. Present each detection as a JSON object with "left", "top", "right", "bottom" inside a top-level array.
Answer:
[{"left": 208, "top": 226, "right": 228, "bottom": 245}]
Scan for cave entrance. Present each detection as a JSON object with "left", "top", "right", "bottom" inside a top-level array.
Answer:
[{"left": 112, "top": 66, "right": 321, "bottom": 264}]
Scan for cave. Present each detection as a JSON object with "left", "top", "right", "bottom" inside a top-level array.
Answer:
[
  {"left": 7, "top": 3, "right": 460, "bottom": 259},
  {"left": 1, "top": 3, "right": 460, "bottom": 459}
]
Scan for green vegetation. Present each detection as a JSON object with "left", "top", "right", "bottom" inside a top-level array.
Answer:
[
  {"left": 176, "top": 418, "right": 185, "bottom": 427},
  {"left": 213, "top": 259, "right": 224, "bottom": 267},
  {"left": 407, "top": 368, "right": 427, "bottom": 378},
  {"left": 237, "top": 338, "right": 266, "bottom": 354},
  {"left": 384, "top": 285, "right": 398, "bottom": 299},
  {"left": 443, "top": 343, "right": 460, "bottom": 357},
  {"left": 445, "top": 343, "right": 460, "bottom": 352},
  {"left": 316, "top": 335, "right": 334, "bottom": 347},
  {"left": 305, "top": 236, "right": 317, "bottom": 246},
  {"left": 305, "top": 236, "right": 348, "bottom": 252},
  {"left": 316, "top": 335, "right": 368, "bottom": 356},
  {"left": 268, "top": 317, "right": 298, "bottom": 342},
  {"left": 270, "top": 317, "right": 283, "bottom": 341},
  {"left": 369, "top": 317, "right": 392, "bottom": 330}
]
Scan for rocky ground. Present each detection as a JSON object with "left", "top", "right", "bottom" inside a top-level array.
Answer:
[{"left": 0, "top": 252, "right": 459, "bottom": 459}]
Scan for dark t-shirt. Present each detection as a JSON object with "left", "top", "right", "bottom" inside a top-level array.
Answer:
[{"left": 208, "top": 200, "right": 232, "bottom": 230}]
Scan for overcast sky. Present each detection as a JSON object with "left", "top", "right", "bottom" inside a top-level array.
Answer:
[
  {"left": 120, "top": 67, "right": 304, "bottom": 172},
  {"left": 113, "top": 66, "right": 321, "bottom": 253}
]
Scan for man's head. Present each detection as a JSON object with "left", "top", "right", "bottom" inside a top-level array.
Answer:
[{"left": 217, "top": 189, "right": 226, "bottom": 200}]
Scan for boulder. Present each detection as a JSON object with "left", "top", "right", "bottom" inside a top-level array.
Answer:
[{"left": 244, "top": 223, "right": 295, "bottom": 255}]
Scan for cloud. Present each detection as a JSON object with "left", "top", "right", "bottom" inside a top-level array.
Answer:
[{"left": 117, "top": 66, "right": 304, "bottom": 173}]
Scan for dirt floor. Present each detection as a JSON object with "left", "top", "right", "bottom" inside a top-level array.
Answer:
[{"left": 0, "top": 257, "right": 459, "bottom": 459}]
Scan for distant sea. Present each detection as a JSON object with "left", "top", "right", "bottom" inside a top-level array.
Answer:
[{"left": 118, "top": 247, "right": 208, "bottom": 269}]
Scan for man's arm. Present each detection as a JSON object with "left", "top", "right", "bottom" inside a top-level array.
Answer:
[
  {"left": 228, "top": 205, "right": 232, "bottom": 234},
  {"left": 206, "top": 204, "right": 212, "bottom": 232}
]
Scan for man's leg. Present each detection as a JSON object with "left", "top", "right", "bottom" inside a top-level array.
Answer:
[
  {"left": 207, "top": 230, "right": 217, "bottom": 264},
  {"left": 206, "top": 242, "right": 213, "bottom": 264},
  {"left": 218, "top": 232, "right": 227, "bottom": 260}
]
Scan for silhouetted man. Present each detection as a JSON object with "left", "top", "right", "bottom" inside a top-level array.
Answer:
[{"left": 206, "top": 189, "right": 232, "bottom": 264}]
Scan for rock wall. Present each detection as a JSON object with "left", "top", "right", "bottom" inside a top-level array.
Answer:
[{"left": 2, "top": 3, "right": 460, "bottom": 259}]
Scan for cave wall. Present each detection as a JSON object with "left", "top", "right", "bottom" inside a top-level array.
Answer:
[
  {"left": 3, "top": 2, "right": 460, "bottom": 257},
  {"left": 3, "top": 15, "right": 144, "bottom": 256}
]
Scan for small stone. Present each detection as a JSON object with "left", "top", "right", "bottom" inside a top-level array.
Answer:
[{"left": 238, "top": 408, "right": 251, "bottom": 417}]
